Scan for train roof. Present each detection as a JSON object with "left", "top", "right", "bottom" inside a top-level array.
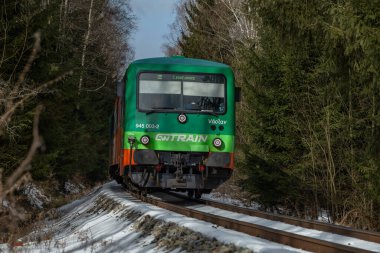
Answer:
[{"left": 130, "top": 56, "right": 231, "bottom": 69}]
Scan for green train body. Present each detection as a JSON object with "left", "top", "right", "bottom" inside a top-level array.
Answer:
[{"left": 109, "top": 56, "right": 238, "bottom": 198}]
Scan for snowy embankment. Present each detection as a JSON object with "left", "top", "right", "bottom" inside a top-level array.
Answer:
[{"left": 1, "top": 182, "right": 309, "bottom": 253}]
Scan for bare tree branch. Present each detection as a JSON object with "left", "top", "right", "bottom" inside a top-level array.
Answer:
[
  {"left": 0, "top": 70, "right": 73, "bottom": 136},
  {"left": 0, "top": 105, "right": 43, "bottom": 201},
  {"left": 12, "top": 32, "right": 41, "bottom": 96}
]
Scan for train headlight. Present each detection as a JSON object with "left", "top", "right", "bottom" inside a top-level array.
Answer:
[
  {"left": 140, "top": 135, "right": 150, "bottom": 145},
  {"left": 178, "top": 113, "right": 187, "bottom": 124},
  {"left": 212, "top": 138, "right": 223, "bottom": 148}
]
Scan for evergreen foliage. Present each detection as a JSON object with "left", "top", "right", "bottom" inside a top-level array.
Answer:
[
  {"left": 0, "top": 0, "right": 135, "bottom": 185},
  {"left": 244, "top": 0, "right": 380, "bottom": 228},
  {"left": 178, "top": 0, "right": 236, "bottom": 63}
]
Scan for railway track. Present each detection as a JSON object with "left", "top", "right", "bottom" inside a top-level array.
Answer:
[
  {"left": 127, "top": 189, "right": 380, "bottom": 253},
  {"left": 167, "top": 191, "right": 380, "bottom": 244}
]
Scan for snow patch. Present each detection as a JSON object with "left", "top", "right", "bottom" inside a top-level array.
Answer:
[
  {"left": 2, "top": 199, "right": 10, "bottom": 208},
  {"left": 64, "top": 181, "right": 83, "bottom": 194},
  {"left": 2, "top": 182, "right": 379, "bottom": 253},
  {"left": 203, "top": 191, "right": 260, "bottom": 209},
  {"left": 8, "top": 182, "right": 361, "bottom": 252},
  {"left": 22, "top": 183, "right": 50, "bottom": 209},
  {"left": 9, "top": 189, "right": 252, "bottom": 253}
]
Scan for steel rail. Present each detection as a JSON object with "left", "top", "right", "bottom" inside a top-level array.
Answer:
[
  {"left": 129, "top": 191, "right": 375, "bottom": 253},
  {"left": 167, "top": 192, "right": 380, "bottom": 245}
]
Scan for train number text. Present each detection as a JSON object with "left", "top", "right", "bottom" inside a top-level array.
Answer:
[{"left": 135, "top": 123, "right": 160, "bottom": 129}]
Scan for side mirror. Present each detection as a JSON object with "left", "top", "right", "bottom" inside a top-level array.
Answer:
[{"left": 235, "top": 87, "right": 241, "bottom": 102}]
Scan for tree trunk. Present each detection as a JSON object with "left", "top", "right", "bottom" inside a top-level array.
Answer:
[{"left": 78, "top": 0, "right": 94, "bottom": 97}]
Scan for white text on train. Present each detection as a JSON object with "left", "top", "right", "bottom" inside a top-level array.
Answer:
[
  {"left": 155, "top": 134, "right": 208, "bottom": 142},
  {"left": 208, "top": 119, "right": 227, "bottom": 125}
]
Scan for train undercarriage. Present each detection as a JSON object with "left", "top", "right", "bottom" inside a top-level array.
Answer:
[{"left": 110, "top": 151, "right": 232, "bottom": 198}]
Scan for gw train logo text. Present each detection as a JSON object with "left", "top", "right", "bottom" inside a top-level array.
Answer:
[{"left": 155, "top": 134, "right": 208, "bottom": 143}]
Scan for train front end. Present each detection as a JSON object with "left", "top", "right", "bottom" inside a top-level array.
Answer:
[{"left": 120, "top": 57, "right": 237, "bottom": 197}]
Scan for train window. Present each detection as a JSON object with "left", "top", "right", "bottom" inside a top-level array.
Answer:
[
  {"left": 139, "top": 80, "right": 181, "bottom": 110},
  {"left": 140, "top": 80, "right": 181, "bottom": 94},
  {"left": 138, "top": 72, "right": 226, "bottom": 114},
  {"left": 183, "top": 82, "right": 225, "bottom": 113}
]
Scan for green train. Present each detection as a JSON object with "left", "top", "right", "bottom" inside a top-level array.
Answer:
[{"left": 109, "top": 56, "right": 239, "bottom": 198}]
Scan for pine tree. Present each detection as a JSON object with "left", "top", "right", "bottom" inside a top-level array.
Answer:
[
  {"left": 241, "top": 0, "right": 380, "bottom": 228},
  {"left": 179, "top": 0, "right": 235, "bottom": 63}
]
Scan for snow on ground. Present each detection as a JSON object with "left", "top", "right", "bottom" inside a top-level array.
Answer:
[
  {"left": 22, "top": 183, "right": 51, "bottom": 209},
  {"left": 184, "top": 204, "right": 380, "bottom": 252},
  {"left": 64, "top": 181, "right": 85, "bottom": 194},
  {"left": 0, "top": 182, "right": 311, "bottom": 253},
  {"left": 202, "top": 192, "right": 260, "bottom": 209}
]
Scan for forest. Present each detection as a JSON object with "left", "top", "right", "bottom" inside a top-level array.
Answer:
[
  {"left": 0, "top": 0, "right": 379, "bottom": 241},
  {"left": 0, "top": 0, "right": 135, "bottom": 240},
  {"left": 164, "top": 0, "right": 380, "bottom": 230}
]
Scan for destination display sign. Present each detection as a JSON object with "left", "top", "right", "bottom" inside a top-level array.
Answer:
[{"left": 139, "top": 72, "right": 225, "bottom": 84}]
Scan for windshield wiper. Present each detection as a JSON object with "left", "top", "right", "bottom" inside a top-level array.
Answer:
[
  {"left": 153, "top": 106, "right": 176, "bottom": 109},
  {"left": 145, "top": 107, "right": 219, "bottom": 116},
  {"left": 145, "top": 107, "right": 176, "bottom": 115},
  {"left": 201, "top": 110, "right": 218, "bottom": 116}
]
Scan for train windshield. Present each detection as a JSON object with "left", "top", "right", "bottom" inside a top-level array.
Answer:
[{"left": 138, "top": 73, "right": 226, "bottom": 114}]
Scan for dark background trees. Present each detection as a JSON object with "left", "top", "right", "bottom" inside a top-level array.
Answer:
[
  {"left": 166, "top": 0, "right": 380, "bottom": 230},
  {"left": 0, "top": 0, "right": 134, "bottom": 197},
  {"left": 0, "top": 0, "right": 135, "bottom": 241}
]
